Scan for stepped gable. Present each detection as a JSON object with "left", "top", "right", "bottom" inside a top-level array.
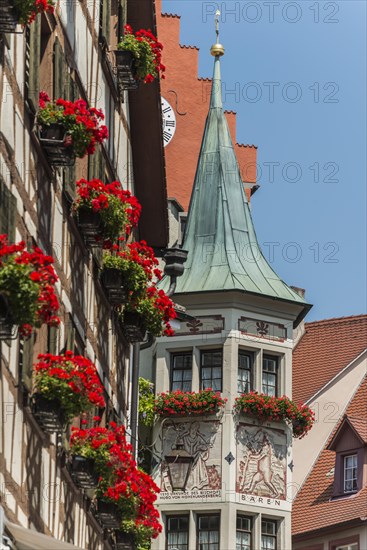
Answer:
[{"left": 156, "top": 0, "right": 257, "bottom": 209}]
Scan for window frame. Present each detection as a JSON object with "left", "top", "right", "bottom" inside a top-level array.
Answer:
[
  {"left": 166, "top": 514, "right": 190, "bottom": 550},
  {"left": 196, "top": 513, "right": 220, "bottom": 550},
  {"left": 343, "top": 453, "right": 358, "bottom": 494},
  {"left": 200, "top": 349, "right": 223, "bottom": 392},
  {"left": 262, "top": 355, "right": 279, "bottom": 397},
  {"left": 329, "top": 535, "right": 359, "bottom": 550},
  {"left": 236, "top": 514, "right": 252, "bottom": 550},
  {"left": 238, "top": 351, "right": 254, "bottom": 394},
  {"left": 261, "top": 518, "right": 278, "bottom": 550},
  {"left": 170, "top": 352, "right": 193, "bottom": 392}
]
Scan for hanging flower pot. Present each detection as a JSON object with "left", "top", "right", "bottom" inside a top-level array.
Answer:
[
  {"left": 0, "top": 0, "right": 18, "bottom": 33},
  {"left": 37, "top": 92, "right": 108, "bottom": 167},
  {"left": 0, "top": 236, "right": 60, "bottom": 338},
  {"left": 114, "top": 50, "right": 139, "bottom": 91},
  {"left": 31, "top": 393, "right": 66, "bottom": 433},
  {"left": 116, "top": 25, "right": 165, "bottom": 85},
  {"left": 121, "top": 311, "right": 146, "bottom": 343},
  {"left": 69, "top": 455, "right": 99, "bottom": 489},
  {"left": 114, "top": 531, "right": 135, "bottom": 550},
  {"left": 38, "top": 123, "right": 76, "bottom": 166},
  {"left": 76, "top": 206, "right": 103, "bottom": 244},
  {"left": 93, "top": 499, "right": 122, "bottom": 529},
  {"left": 101, "top": 268, "right": 127, "bottom": 305},
  {"left": 0, "top": 295, "right": 17, "bottom": 340},
  {"left": 0, "top": 0, "right": 53, "bottom": 32},
  {"left": 72, "top": 179, "right": 141, "bottom": 247},
  {"left": 33, "top": 352, "right": 106, "bottom": 428}
]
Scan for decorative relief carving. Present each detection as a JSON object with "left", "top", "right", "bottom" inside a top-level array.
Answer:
[
  {"left": 158, "top": 420, "right": 222, "bottom": 499},
  {"left": 236, "top": 424, "right": 287, "bottom": 500},
  {"left": 174, "top": 315, "right": 224, "bottom": 336},
  {"left": 238, "top": 317, "right": 287, "bottom": 341}
]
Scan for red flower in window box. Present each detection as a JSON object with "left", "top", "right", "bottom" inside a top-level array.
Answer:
[
  {"left": 0, "top": 235, "right": 59, "bottom": 337},
  {"left": 154, "top": 389, "right": 227, "bottom": 417},
  {"left": 72, "top": 179, "right": 141, "bottom": 245},
  {"left": 117, "top": 25, "right": 165, "bottom": 84},
  {"left": 234, "top": 392, "right": 315, "bottom": 439},
  {"left": 37, "top": 93, "right": 108, "bottom": 159},
  {"left": 34, "top": 351, "right": 105, "bottom": 421},
  {"left": 70, "top": 423, "right": 162, "bottom": 543}
]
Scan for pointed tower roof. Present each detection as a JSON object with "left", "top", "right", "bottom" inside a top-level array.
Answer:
[{"left": 169, "top": 52, "right": 311, "bottom": 324}]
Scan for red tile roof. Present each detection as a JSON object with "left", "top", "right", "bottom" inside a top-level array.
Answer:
[
  {"left": 293, "top": 315, "right": 367, "bottom": 404},
  {"left": 292, "top": 377, "right": 367, "bottom": 537}
]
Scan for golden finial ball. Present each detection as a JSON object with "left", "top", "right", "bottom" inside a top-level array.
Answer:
[{"left": 210, "top": 43, "right": 225, "bottom": 57}]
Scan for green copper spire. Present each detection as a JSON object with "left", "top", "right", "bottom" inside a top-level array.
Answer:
[{"left": 170, "top": 54, "right": 310, "bottom": 317}]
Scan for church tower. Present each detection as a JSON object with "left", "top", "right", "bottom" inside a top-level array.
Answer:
[{"left": 149, "top": 29, "right": 311, "bottom": 550}]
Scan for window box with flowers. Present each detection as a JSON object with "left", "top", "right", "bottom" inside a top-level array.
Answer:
[
  {"left": 72, "top": 179, "right": 141, "bottom": 247},
  {"left": 32, "top": 352, "right": 105, "bottom": 433},
  {"left": 70, "top": 422, "right": 162, "bottom": 545},
  {"left": 0, "top": 0, "right": 53, "bottom": 33},
  {"left": 114, "top": 25, "right": 165, "bottom": 91},
  {"left": 37, "top": 92, "right": 108, "bottom": 166},
  {"left": 0, "top": 235, "right": 60, "bottom": 340},
  {"left": 233, "top": 392, "right": 315, "bottom": 439},
  {"left": 154, "top": 389, "right": 227, "bottom": 417},
  {"left": 101, "top": 241, "right": 161, "bottom": 306},
  {"left": 121, "top": 285, "right": 176, "bottom": 343}
]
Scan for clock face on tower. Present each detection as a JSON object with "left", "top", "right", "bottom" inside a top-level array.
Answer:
[{"left": 161, "top": 97, "right": 176, "bottom": 147}]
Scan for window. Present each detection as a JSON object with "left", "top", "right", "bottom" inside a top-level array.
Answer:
[
  {"left": 171, "top": 353, "right": 192, "bottom": 392},
  {"left": 200, "top": 350, "right": 222, "bottom": 392},
  {"left": 261, "top": 520, "right": 277, "bottom": 550},
  {"left": 167, "top": 515, "right": 189, "bottom": 550},
  {"left": 0, "top": 178, "right": 16, "bottom": 243},
  {"left": 238, "top": 352, "right": 253, "bottom": 393},
  {"left": 344, "top": 454, "right": 357, "bottom": 493},
  {"left": 197, "top": 514, "right": 220, "bottom": 550},
  {"left": 236, "top": 515, "right": 252, "bottom": 550},
  {"left": 262, "top": 356, "right": 278, "bottom": 396},
  {"left": 336, "top": 545, "right": 358, "bottom": 550}
]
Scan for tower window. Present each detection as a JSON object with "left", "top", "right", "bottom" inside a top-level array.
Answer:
[
  {"left": 262, "top": 356, "right": 278, "bottom": 396},
  {"left": 167, "top": 515, "right": 189, "bottom": 550},
  {"left": 200, "top": 350, "right": 222, "bottom": 392},
  {"left": 236, "top": 515, "right": 252, "bottom": 550},
  {"left": 261, "top": 519, "right": 277, "bottom": 550},
  {"left": 238, "top": 352, "right": 253, "bottom": 394},
  {"left": 171, "top": 353, "right": 193, "bottom": 392},
  {"left": 197, "top": 514, "right": 220, "bottom": 550}
]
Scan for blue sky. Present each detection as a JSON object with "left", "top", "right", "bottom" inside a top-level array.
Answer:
[{"left": 162, "top": 0, "right": 366, "bottom": 321}]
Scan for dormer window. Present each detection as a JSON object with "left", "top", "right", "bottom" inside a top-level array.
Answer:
[
  {"left": 343, "top": 454, "right": 357, "bottom": 493},
  {"left": 327, "top": 415, "right": 366, "bottom": 498}
]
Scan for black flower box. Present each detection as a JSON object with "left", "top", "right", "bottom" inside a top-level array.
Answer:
[
  {"left": 93, "top": 500, "right": 122, "bottom": 529},
  {"left": 101, "top": 268, "right": 127, "bottom": 305},
  {"left": 0, "top": 0, "right": 19, "bottom": 33},
  {"left": 38, "top": 124, "right": 76, "bottom": 167},
  {"left": 114, "top": 50, "right": 139, "bottom": 91},
  {"left": 31, "top": 394, "right": 66, "bottom": 433},
  {"left": 0, "top": 295, "right": 17, "bottom": 341},
  {"left": 76, "top": 206, "right": 103, "bottom": 245},
  {"left": 114, "top": 531, "right": 135, "bottom": 550},
  {"left": 121, "top": 311, "right": 146, "bottom": 343},
  {"left": 69, "top": 456, "right": 99, "bottom": 489}
]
